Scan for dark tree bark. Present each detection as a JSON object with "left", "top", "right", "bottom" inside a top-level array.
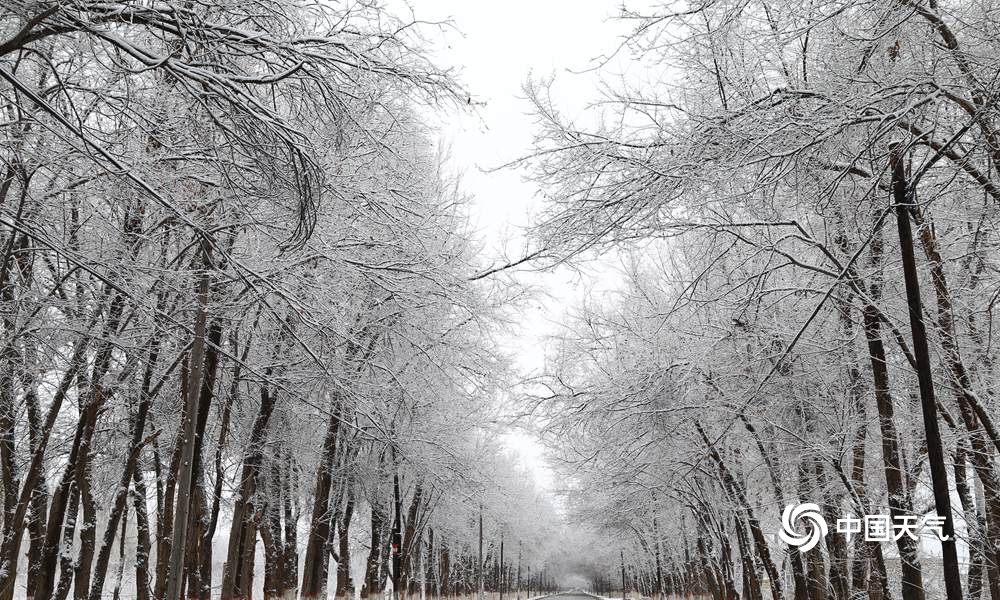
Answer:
[
  {"left": 202, "top": 327, "right": 253, "bottom": 600},
  {"left": 38, "top": 293, "right": 126, "bottom": 600},
  {"left": 166, "top": 249, "right": 213, "bottom": 600},
  {"left": 890, "top": 147, "right": 962, "bottom": 600},
  {"left": 23, "top": 353, "right": 48, "bottom": 600},
  {"left": 301, "top": 393, "right": 344, "bottom": 599},
  {"left": 53, "top": 482, "right": 80, "bottom": 600},
  {"left": 400, "top": 482, "right": 425, "bottom": 592},
  {"left": 260, "top": 445, "right": 298, "bottom": 600},
  {"left": 336, "top": 486, "right": 356, "bottom": 600},
  {"left": 734, "top": 516, "right": 762, "bottom": 600},
  {"left": 362, "top": 500, "right": 386, "bottom": 599},
  {"left": 185, "top": 320, "right": 223, "bottom": 600},
  {"left": 132, "top": 462, "right": 153, "bottom": 600},
  {"left": 956, "top": 443, "right": 987, "bottom": 600},
  {"left": 695, "top": 421, "right": 783, "bottom": 600},
  {"left": 220, "top": 374, "right": 278, "bottom": 600},
  {"left": 439, "top": 541, "right": 450, "bottom": 599},
  {"left": 89, "top": 331, "right": 164, "bottom": 600},
  {"left": 0, "top": 336, "right": 87, "bottom": 600},
  {"left": 909, "top": 199, "right": 1000, "bottom": 600},
  {"left": 860, "top": 206, "right": 924, "bottom": 600}
]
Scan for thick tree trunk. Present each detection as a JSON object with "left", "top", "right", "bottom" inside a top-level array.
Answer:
[
  {"left": 379, "top": 503, "right": 392, "bottom": 595},
  {"left": 202, "top": 328, "right": 251, "bottom": 600},
  {"left": 155, "top": 373, "right": 187, "bottom": 600},
  {"left": 860, "top": 208, "right": 924, "bottom": 600},
  {"left": 186, "top": 320, "right": 223, "bottom": 600},
  {"left": 0, "top": 176, "right": 31, "bottom": 600},
  {"left": 362, "top": 501, "right": 386, "bottom": 599},
  {"left": 890, "top": 149, "right": 962, "bottom": 600},
  {"left": 819, "top": 465, "right": 848, "bottom": 600},
  {"left": 23, "top": 359, "right": 48, "bottom": 600},
  {"left": 734, "top": 517, "right": 762, "bottom": 600},
  {"left": 301, "top": 393, "right": 344, "bottom": 600},
  {"left": 72, "top": 409, "right": 99, "bottom": 600},
  {"left": 281, "top": 449, "right": 300, "bottom": 597},
  {"left": 439, "top": 541, "right": 449, "bottom": 599},
  {"left": 697, "top": 531, "right": 722, "bottom": 600},
  {"left": 336, "top": 488, "right": 356, "bottom": 600},
  {"left": 391, "top": 471, "right": 402, "bottom": 600},
  {"left": 795, "top": 461, "right": 825, "bottom": 600},
  {"left": 132, "top": 464, "right": 153, "bottom": 600},
  {"left": 259, "top": 442, "right": 299, "bottom": 600},
  {"left": 862, "top": 300, "right": 925, "bottom": 600},
  {"left": 261, "top": 460, "right": 285, "bottom": 600},
  {"left": 400, "top": 483, "right": 425, "bottom": 592},
  {"left": 220, "top": 376, "right": 278, "bottom": 600},
  {"left": 53, "top": 483, "right": 80, "bottom": 600},
  {"left": 166, "top": 254, "right": 213, "bottom": 600},
  {"left": 112, "top": 507, "right": 129, "bottom": 600}
]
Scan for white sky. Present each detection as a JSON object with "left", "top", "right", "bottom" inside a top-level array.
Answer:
[{"left": 397, "top": 1, "right": 636, "bottom": 491}]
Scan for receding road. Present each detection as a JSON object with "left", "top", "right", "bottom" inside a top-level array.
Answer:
[{"left": 545, "top": 592, "right": 603, "bottom": 600}]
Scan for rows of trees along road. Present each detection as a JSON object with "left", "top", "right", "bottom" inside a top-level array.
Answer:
[
  {"left": 527, "top": 2, "right": 1000, "bottom": 600},
  {"left": 0, "top": 2, "right": 560, "bottom": 600}
]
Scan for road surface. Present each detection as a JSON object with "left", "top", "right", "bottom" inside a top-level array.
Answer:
[{"left": 543, "top": 592, "right": 603, "bottom": 600}]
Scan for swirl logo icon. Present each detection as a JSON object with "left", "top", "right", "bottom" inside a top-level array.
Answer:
[{"left": 779, "top": 503, "right": 828, "bottom": 552}]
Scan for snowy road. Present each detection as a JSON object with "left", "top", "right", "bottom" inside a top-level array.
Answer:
[{"left": 546, "top": 593, "right": 602, "bottom": 600}]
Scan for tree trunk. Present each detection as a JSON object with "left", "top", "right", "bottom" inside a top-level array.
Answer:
[
  {"left": 281, "top": 448, "right": 299, "bottom": 598},
  {"left": 336, "top": 488, "right": 356, "bottom": 600},
  {"left": 739, "top": 415, "right": 808, "bottom": 600},
  {"left": 187, "top": 320, "right": 223, "bottom": 600},
  {"left": 734, "top": 516, "right": 762, "bottom": 600},
  {"left": 220, "top": 376, "right": 278, "bottom": 600},
  {"left": 956, "top": 443, "right": 986, "bottom": 599},
  {"left": 112, "top": 507, "right": 129, "bottom": 600},
  {"left": 166, "top": 250, "right": 213, "bottom": 600},
  {"left": 89, "top": 334, "right": 163, "bottom": 600},
  {"left": 301, "top": 393, "right": 344, "bottom": 600},
  {"left": 439, "top": 542, "right": 449, "bottom": 600},
  {"left": 362, "top": 500, "right": 385, "bottom": 599},
  {"left": 860, "top": 207, "right": 924, "bottom": 600},
  {"left": 132, "top": 463, "right": 153, "bottom": 600},
  {"left": 203, "top": 329, "right": 251, "bottom": 600},
  {"left": 909, "top": 198, "right": 1000, "bottom": 600},
  {"left": 23, "top": 355, "right": 48, "bottom": 600},
  {"left": 400, "top": 483, "right": 425, "bottom": 592},
  {"left": 53, "top": 483, "right": 80, "bottom": 600},
  {"left": 695, "top": 421, "right": 783, "bottom": 600},
  {"left": 890, "top": 147, "right": 962, "bottom": 600}
]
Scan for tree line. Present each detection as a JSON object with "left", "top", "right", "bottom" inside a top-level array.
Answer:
[
  {"left": 0, "top": 2, "right": 557, "bottom": 600},
  {"left": 527, "top": 2, "right": 1000, "bottom": 600}
]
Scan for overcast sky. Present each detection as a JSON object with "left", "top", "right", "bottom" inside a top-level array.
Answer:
[
  {"left": 411, "top": 0, "right": 634, "bottom": 361},
  {"left": 412, "top": 0, "right": 628, "bottom": 240},
  {"left": 395, "top": 1, "right": 636, "bottom": 491}
]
